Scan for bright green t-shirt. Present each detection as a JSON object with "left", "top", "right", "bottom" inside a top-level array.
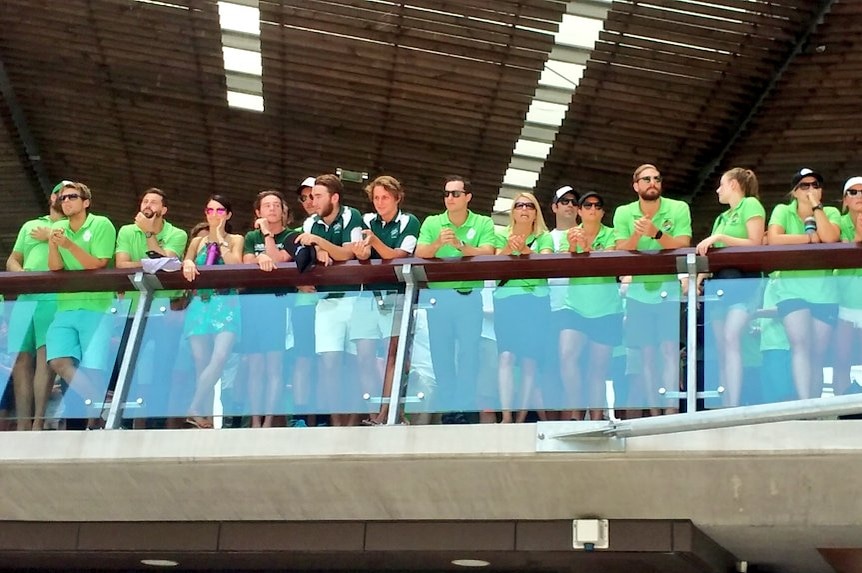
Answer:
[
  {"left": 417, "top": 210, "right": 496, "bottom": 290},
  {"left": 559, "top": 224, "right": 623, "bottom": 318},
  {"left": 768, "top": 201, "right": 841, "bottom": 304},
  {"left": 710, "top": 196, "right": 766, "bottom": 246},
  {"left": 52, "top": 214, "right": 117, "bottom": 312},
  {"left": 115, "top": 220, "right": 188, "bottom": 261},
  {"left": 613, "top": 197, "right": 692, "bottom": 303},
  {"left": 492, "top": 229, "right": 552, "bottom": 299},
  {"left": 12, "top": 215, "right": 53, "bottom": 272},
  {"left": 837, "top": 212, "right": 862, "bottom": 309}
]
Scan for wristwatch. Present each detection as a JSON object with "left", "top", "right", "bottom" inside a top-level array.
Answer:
[
  {"left": 263, "top": 232, "right": 273, "bottom": 239},
  {"left": 812, "top": 203, "right": 824, "bottom": 211},
  {"left": 653, "top": 230, "right": 664, "bottom": 240},
  {"left": 144, "top": 231, "right": 154, "bottom": 238},
  {"left": 458, "top": 240, "right": 466, "bottom": 248}
]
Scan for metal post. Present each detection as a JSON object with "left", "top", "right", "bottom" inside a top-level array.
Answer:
[
  {"left": 386, "top": 264, "right": 421, "bottom": 426},
  {"left": 104, "top": 272, "right": 159, "bottom": 430},
  {"left": 685, "top": 252, "right": 699, "bottom": 415}
]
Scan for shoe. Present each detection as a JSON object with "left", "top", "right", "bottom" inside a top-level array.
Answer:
[{"left": 185, "top": 416, "right": 213, "bottom": 429}]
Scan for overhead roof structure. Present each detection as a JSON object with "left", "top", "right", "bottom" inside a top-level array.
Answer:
[{"left": 1, "top": 0, "right": 860, "bottom": 255}]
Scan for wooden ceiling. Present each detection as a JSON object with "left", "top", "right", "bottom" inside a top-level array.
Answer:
[{"left": 0, "top": 0, "right": 860, "bottom": 259}]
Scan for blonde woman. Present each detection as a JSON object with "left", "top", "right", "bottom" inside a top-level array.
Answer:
[
  {"left": 833, "top": 176, "right": 862, "bottom": 395},
  {"left": 696, "top": 168, "right": 765, "bottom": 407},
  {"left": 493, "top": 192, "right": 553, "bottom": 423}
]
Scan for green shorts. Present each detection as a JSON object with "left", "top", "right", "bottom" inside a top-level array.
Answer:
[
  {"left": 6, "top": 295, "right": 57, "bottom": 354},
  {"left": 45, "top": 310, "right": 114, "bottom": 371}
]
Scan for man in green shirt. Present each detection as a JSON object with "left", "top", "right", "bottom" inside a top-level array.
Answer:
[
  {"left": 613, "top": 164, "right": 691, "bottom": 414},
  {"left": 296, "top": 174, "right": 366, "bottom": 426},
  {"left": 115, "top": 187, "right": 188, "bottom": 425},
  {"left": 45, "top": 182, "right": 118, "bottom": 418},
  {"left": 5, "top": 181, "right": 66, "bottom": 430},
  {"left": 415, "top": 175, "right": 495, "bottom": 417}
]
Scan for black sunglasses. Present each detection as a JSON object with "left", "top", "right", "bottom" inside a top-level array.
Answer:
[
  {"left": 580, "top": 202, "right": 603, "bottom": 210},
  {"left": 58, "top": 193, "right": 82, "bottom": 202},
  {"left": 556, "top": 198, "right": 576, "bottom": 206},
  {"left": 443, "top": 190, "right": 467, "bottom": 198}
]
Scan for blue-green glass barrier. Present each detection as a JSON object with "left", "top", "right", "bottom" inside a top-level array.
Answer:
[
  {"left": 121, "top": 287, "right": 402, "bottom": 427},
  {"left": 0, "top": 293, "right": 131, "bottom": 430},
  {"left": 404, "top": 274, "right": 684, "bottom": 421},
  {"left": 702, "top": 271, "right": 862, "bottom": 408}
]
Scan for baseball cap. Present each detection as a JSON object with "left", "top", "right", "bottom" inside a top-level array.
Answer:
[
  {"left": 578, "top": 191, "right": 604, "bottom": 207},
  {"left": 51, "top": 180, "right": 75, "bottom": 195},
  {"left": 844, "top": 176, "right": 862, "bottom": 193},
  {"left": 296, "top": 176, "right": 316, "bottom": 195},
  {"left": 552, "top": 185, "right": 579, "bottom": 204},
  {"left": 791, "top": 168, "right": 823, "bottom": 188}
]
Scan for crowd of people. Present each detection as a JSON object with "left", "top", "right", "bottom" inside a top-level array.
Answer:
[{"left": 1, "top": 164, "right": 861, "bottom": 431}]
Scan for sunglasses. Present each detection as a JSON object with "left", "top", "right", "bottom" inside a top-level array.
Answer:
[
  {"left": 845, "top": 189, "right": 862, "bottom": 197},
  {"left": 205, "top": 207, "right": 228, "bottom": 215},
  {"left": 556, "top": 198, "right": 576, "bottom": 206},
  {"left": 637, "top": 175, "right": 662, "bottom": 184},
  {"left": 580, "top": 202, "right": 603, "bottom": 210},
  {"left": 58, "top": 193, "right": 82, "bottom": 202},
  {"left": 513, "top": 202, "right": 536, "bottom": 210},
  {"left": 443, "top": 190, "right": 467, "bottom": 198},
  {"left": 796, "top": 181, "right": 821, "bottom": 190}
]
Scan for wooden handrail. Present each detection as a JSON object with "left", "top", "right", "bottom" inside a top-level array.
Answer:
[{"left": 1, "top": 243, "right": 860, "bottom": 296}]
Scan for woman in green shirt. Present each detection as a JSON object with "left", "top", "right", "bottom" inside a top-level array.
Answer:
[
  {"left": 494, "top": 192, "right": 553, "bottom": 423},
  {"left": 766, "top": 168, "right": 841, "bottom": 400},
  {"left": 833, "top": 176, "right": 862, "bottom": 395},
  {"left": 695, "top": 167, "right": 765, "bottom": 407}
]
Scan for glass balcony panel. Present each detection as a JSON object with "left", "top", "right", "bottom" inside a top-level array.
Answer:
[
  {"left": 702, "top": 272, "right": 862, "bottom": 408},
  {"left": 405, "top": 274, "right": 684, "bottom": 422},
  {"left": 122, "top": 287, "right": 401, "bottom": 427},
  {"left": 0, "top": 293, "right": 130, "bottom": 430}
]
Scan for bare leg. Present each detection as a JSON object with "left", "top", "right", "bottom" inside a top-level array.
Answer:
[
  {"left": 560, "top": 329, "right": 587, "bottom": 420},
  {"left": 13, "top": 352, "right": 35, "bottom": 431},
  {"left": 32, "top": 346, "right": 54, "bottom": 431},
  {"left": 188, "top": 332, "right": 236, "bottom": 427},
  {"left": 262, "top": 350, "right": 284, "bottom": 427},
  {"left": 810, "top": 317, "right": 834, "bottom": 399},
  {"left": 515, "top": 357, "right": 537, "bottom": 423},
  {"left": 660, "top": 341, "right": 680, "bottom": 415},
  {"left": 722, "top": 308, "right": 750, "bottom": 407},
  {"left": 247, "top": 353, "right": 265, "bottom": 428},
  {"left": 783, "top": 309, "right": 813, "bottom": 399},
  {"left": 354, "top": 338, "right": 379, "bottom": 426},
  {"left": 587, "top": 341, "right": 613, "bottom": 421},
  {"left": 318, "top": 351, "right": 345, "bottom": 426},
  {"left": 498, "top": 350, "right": 516, "bottom": 423},
  {"left": 640, "top": 344, "right": 660, "bottom": 416},
  {"left": 833, "top": 320, "right": 855, "bottom": 396}
]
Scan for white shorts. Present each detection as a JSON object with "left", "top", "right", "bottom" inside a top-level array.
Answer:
[
  {"left": 839, "top": 306, "right": 862, "bottom": 329},
  {"left": 349, "top": 293, "right": 397, "bottom": 341},
  {"left": 314, "top": 297, "right": 357, "bottom": 354}
]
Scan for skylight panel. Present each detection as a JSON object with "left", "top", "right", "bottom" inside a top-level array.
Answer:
[
  {"left": 226, "top": 91, "right": 264, "bottom": 112},
  {"left": 218, "top": 1, "right": 261, "bottom": 35},
  {"left": 503, "top": 168, "right": 540, "bottom": 189},
  {"left": 526, "top": 100, "right": 569, "bottom": 127},
  {"left": 539, "top": 61, "right": 586, "bottom": 89},
  {"left": 556, "top": 14, "right": 605, "bottom": 49},
  {"left": 514, "top": 139, "right": 553, "bottom": 159}
]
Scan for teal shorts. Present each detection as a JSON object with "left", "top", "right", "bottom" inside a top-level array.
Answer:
[
  {"left": 6, "top": 295, "right": 57, "bottom": 354},
  {"left": 45, "top": 310, "right": 114, "bottom": 371}
]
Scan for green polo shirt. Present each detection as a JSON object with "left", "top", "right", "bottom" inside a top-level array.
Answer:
[
  {"left": 243, "top": 227, "right": 294, "bottom": 257},
  {"left": 12, "top": 215, "right": 53, "bottom": 272},
  {"left": 417, "top": 209, "right": 496, "bottom": 290},
  {"left": 362, "top": 210, "right": 421, "bottom": 257},
  {"left": 768, "top": 201, "right": 841, "bottom": 304},
  {"left": 613, "top": 197, "right": 691, "bottom": 303},
  {"left": 559, "top": 224, "right": 622, "bottom": 317},
  {"left": 116, "top": 220, "right": 188, "bottom": 261},
  {"left": 710, "top": 196, "right": 765, "bottom": 246},
  {"left": 302, "top": 205, "right": 365, "bottom": 295},
  {"left": 52, "top": 213, "right": 117, "bottom": 312},
  {"left": 837, "top": 213, "right": 862, "bottom": 309},
  {"left": 492, "top": 229, "right": 553, "bottom": 299},
  {"left": 11, "top": 215, "right": 56, "bottom": 303}
]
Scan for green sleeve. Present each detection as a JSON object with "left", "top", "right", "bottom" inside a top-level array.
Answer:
[
  {"left": 417, "top": 216, "right": 438, "bottom": 245},
  {"left": 825, "top": 206, "right": 842, "bottom": 226},
  {"left": 612, "top": 204, "right": 633, "bottom": 243},
  {"left": 11, "top": 222, "right": 29, "bottom": 254},
  {"left": 535, "top": 232, "right": 554, "bottom": 252},
  {"left": 597, "top": 226, "right": 616, "bottom": 250},
  {"left": 402, "top": 215, "right": 421, "bottom": 245},
  {"left": 673, "top": 201, "right": 692, "bottom": 237},
  {"left": 344, "top": 208, "right": 366, "bottom": 245},
  {"left": 91, "top": 218, "right": 117, "bottom": 259},
  {"left": 115, "top": 225, "right": 133, "bottom": 255},
  {"left": 164, "top": 227, "right": 188, "bottom": 258},
  {"left": 476, "top": 216, "right": 496, "bottom": 247},
  {"left": 494, "top": 228, "right": 508, "bottom": 250},
  {"left": 243, "top": 231, "right": 256, "bottom": 255},
  {"left": 768, "top": 203, "right": 789, "bottom": 228},
  {"left": 742, "top": 197, "right": 766, "bottom": 222}
]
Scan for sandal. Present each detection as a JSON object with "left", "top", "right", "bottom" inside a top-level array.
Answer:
[{"left": 185, "top": 416, "right": 213, "bottom": 429}]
